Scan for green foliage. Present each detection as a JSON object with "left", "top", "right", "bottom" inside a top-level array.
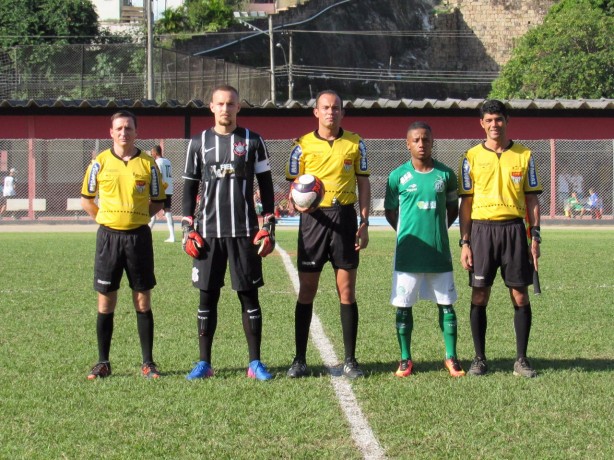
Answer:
[
  {"left": 156, "top": 0, "right": 236, "bottom": 34},
  {"left": 490, "top": 0, "right": 614, "bottom": 99},
  {"left": 0, "top": 0, "right": 100, "bottom": 47}
]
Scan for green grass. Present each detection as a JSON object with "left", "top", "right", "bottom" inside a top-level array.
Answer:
[{"left": 0, "top": 228, "right": 612, "bottom": 459}]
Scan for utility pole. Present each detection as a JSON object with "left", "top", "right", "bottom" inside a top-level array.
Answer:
[
  {"left": 269, "top": 15, "right": 276, "bottom": 105},
  {"left": 288, "top": 32, "right": 294, "bottom": 101},
  {"left": 146, "top": 0, "right": 154, "bottom": 100}
]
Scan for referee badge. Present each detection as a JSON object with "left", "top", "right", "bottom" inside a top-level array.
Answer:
[
  {"left": 510, "top": 167, "right": 523, "bottom": 185},
  {"left": 344, "top": 159, "right": 352, "bottom": 172},
  {"left": 135, "top": 180, "right": 146, "bottom": 193}
]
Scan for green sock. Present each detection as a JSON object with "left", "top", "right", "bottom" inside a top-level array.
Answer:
[
  {"left": 438, "top": 305, "right": 458, "bottom": 359},
  {"left": 396, "top": 308, "right": 413, "bottom": 360}
]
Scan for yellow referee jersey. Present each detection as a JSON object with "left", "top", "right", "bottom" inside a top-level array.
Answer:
[
  {"left": 458, "top": 142, "right": 542, "bottom": 220},
  {"left": 81, "top": 149, "right": 165, "bottom": 230},
  {"left": 286, "top": 129, "right": 369, "bottom": 207}
]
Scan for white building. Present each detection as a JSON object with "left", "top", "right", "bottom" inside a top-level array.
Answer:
[{"left": 91, "top": 0, "right": 184, "bottom": 22}]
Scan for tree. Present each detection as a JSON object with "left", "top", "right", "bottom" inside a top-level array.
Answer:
[
  {"left": 490, "top": 0, "right": 614, "bottom": 99},
  {"left": 156, "top": 0, "right": 236, "bottom": 35},
  {"left": 0, "top": 0, "right": 100, "bottom": 47}
]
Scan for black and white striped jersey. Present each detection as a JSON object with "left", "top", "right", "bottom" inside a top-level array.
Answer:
[{"left": 182, "top": 127, "right": 272, "bottom": 238}]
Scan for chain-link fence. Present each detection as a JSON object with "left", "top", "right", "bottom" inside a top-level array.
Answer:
[
  {"left": 0, "top": 44, "right": 270, "bottom": 103},
  {"left": 0, "top": 138, "right": 612, "bottom": 222}
]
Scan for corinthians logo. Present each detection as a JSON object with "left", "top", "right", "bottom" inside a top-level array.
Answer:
[{"left": 234, "top": 142, "right": 247, "bottom": 157}]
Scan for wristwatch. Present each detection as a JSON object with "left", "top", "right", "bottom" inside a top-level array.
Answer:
[
  {"left": 530, "top": 226, "right": 541, "bottom": 244},
  {"left": 360, "top": 218, "right": 369, "bottom": 226},
  {"left": 459, "top": 239, "right": 471, "bottom": 247}
]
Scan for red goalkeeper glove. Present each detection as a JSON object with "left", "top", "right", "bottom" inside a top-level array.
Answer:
[
  {"left": 253, "top": 213, "right": 276, "bottom": 257},
  {"left": 181, "top": 216, "right": 206, "bottom": 259}
]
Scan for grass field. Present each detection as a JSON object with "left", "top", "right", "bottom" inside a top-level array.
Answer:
[{"left": 0, "top": 227, "right": 612, "bottom": 459}]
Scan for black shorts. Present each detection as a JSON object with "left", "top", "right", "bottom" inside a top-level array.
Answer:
[
  {"left": 192, "top": 236, "right": 263, "bottom": 291},
  {"left": 94, "top": 225, "right": 156, "bottom": 293},
  {"left": 470, "top": 219, "right": 532, "bottom": 288},
  {"left": 162, "top": 194, "right": 172, "bottom": 210},
  {"left": 297, "top": 204, "right": 359, "bottom": 272}
]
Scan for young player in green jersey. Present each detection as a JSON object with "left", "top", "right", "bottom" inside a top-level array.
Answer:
[{"left": 384, "top": 121, "right": 465, "bottom": 378}]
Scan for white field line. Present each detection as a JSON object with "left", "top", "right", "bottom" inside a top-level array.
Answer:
[{"left": 276, "top": 243, "right": 387, "bottom": 460}]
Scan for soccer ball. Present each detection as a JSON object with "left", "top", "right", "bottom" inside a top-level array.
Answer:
[{"left": 290, "top": 174, "right": 325, "bottom": 212}]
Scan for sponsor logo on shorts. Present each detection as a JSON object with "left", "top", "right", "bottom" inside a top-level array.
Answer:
[
  {"left": 97, "top": 279, "right": 112, "bottom": 285},
  {"left": 474, "top": 275, "right": 485, "bottom": 280},
  {"left": 252, "top": 278, "right": 262, "bottom": 285},
  {"left": 301, "top": 261, "right": 316, "bottom": 266},
  {"left": 192, "top": 267, "right": 199, "bottom": 283}
]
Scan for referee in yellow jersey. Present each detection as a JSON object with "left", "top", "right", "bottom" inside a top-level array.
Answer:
[
  {"left": 285, "top": 90, "right": 371, "bottom": 379},
  {"left": 81, "top": 110, "right": 166, "bottom": 380},
  {"left": 458, "top": 100, "right": 542, "bottom": 378}
]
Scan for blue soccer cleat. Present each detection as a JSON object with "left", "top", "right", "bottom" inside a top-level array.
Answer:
[
  {"left": 186, "top": 360, "right": 214, "bottom": 380},
  {"left": 247, "top": 360, "right": 272, "bottom": 381}
]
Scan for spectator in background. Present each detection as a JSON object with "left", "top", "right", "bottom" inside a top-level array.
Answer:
[
  {"left": 149, "top": 145, "right": 176, "bottom": 242},
  {"left": 0, "top": 168, "right": 17, "bottom": 218},
  {"left": 581, "top": 188, "right": 602, "bottom": 219},
  {"left": 564, "top": 191, "right": 583, "bottom": 218}
]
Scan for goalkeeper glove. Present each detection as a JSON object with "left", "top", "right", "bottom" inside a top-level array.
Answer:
[
  {"left": 253, "top": 213, "right": 276, "bottom": 257},
  {"left": 182, "top": 216, "right": 206, "bottom": 259}
]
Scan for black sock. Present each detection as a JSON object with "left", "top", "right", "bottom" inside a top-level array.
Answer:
[
  {"left": 136, "top": 310, "right": 154, "bottom": 364},
  {"left": 96, "top": 312, "right": 114, "bottom": 362},
  {"left": 198, "top": 290, "right": 220, "bottom": 363},
  {"left": 340, "top": 302, "right": 359, "bottom": 361},
  {"left": 239, "top": 290, "right": 262, "bottom": 362},
  {"left": 514, "top": 303, "right": 532, "bottom": 359},
  {"left": 294, "top": 302, "right": 313, "bottom": 360},
  {"left": 470, "top": 303, "right": 487, "bottom": 359},
  {"left": 197, "top": 306, "right": 218, "bottom": 363}
]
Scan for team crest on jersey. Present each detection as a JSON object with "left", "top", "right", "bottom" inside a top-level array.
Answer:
[
  {"left": 510, "top": 167, "right": 523, "bottom": 185},
  {"left": 343, "top": 159, "right": 353, "bottom": 172},
  {"left": 234, "top": 142, "right": 247, "bottom": 157},
  {"left": 434, "top": 177, "right": 445, "bottom": 193},
  {"left": 135, "top": 180, "right": 146, "bottom": 193}
]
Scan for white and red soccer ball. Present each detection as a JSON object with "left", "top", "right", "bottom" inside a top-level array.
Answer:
[{"left": 290, "top": 174, "right": 325, "bottom": 212}]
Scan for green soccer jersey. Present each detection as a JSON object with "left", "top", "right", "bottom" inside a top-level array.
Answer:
[{"left": 384, "top": 159, "right": 458, "bottom": 273}]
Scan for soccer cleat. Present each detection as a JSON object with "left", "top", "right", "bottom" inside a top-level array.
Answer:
[
  {"left": 513, "top": 357, "right": 537, "bottom": 378},
  {"left": 444, "top": 357, "right": 466, "bottom": 377},
  {"left": 247, "top": 360, "right": 272, "bottom": 381},
  {"left": 467, "top": 357, "right": 488, "bottom": 376},
  {"left": 395, "top": 359, "right": 413, "bottom": 377},
  {"left": 186, "top": 361, "right": 214, "bottom": 380},
  {"left": 141, "top": 362, "right": 161, "bottom": 379},
  {"left": 343, "top": 358, "right": 364, "bottom": 379},
  {"left": 287, "top": 357, "right": 308, "bottom": 378},
  {"left": 87, "top": 361, "right": 111, "bottom": 380}
]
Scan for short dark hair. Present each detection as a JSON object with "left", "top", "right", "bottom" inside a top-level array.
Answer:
[
  {"left": 315, "top": 90, "right": 343, "bottom": 108},
  {"left": 407, "top": 121, "right": 432, "bottom": 135},
  {"left": 151, "top": 145, "right": 162, "bottom": 156},
  {"left": 111, "top": 110, "right": 137, "bottom": 129},
  {"left": 211, "top": 84, "right": 239, "bottom": 100},
  {"left": 480, "top": 100, "right": 507, "bottom": 119}
]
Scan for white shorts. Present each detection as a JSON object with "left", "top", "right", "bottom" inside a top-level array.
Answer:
[{"left": 390, "top": 271, "right": 457, "bottom": 308}]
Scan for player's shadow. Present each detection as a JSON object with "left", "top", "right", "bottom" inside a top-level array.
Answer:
[{"left": 362, "top": 357, "right": 613, "bottom": 376}]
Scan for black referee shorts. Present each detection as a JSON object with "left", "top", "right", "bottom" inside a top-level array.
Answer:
[
  {"left": 94, "top": 225, "right": 156, "bottom": 293},
  {"left": 470, "top": 218, "right": 533, "bottom": 288},
  {"left": 192, "top": 236, "right": 263, "bottom": 291},
  {"left": 298, "top": 204, "right": 359, "bottom": 272}
]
